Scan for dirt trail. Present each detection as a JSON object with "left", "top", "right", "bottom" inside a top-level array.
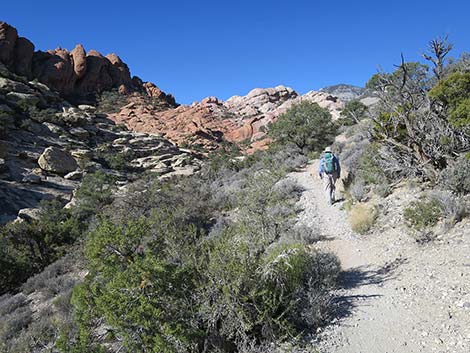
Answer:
[{"left": 289, "top": 162, "right": 470, "bottom": 353}]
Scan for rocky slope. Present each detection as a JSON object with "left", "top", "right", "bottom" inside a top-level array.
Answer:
[
  {"left": 109, "top": 85, "right": 345, "bottom": 152},
  {"left": 0, "top": 62, "right": 200, "bottom": 224}
]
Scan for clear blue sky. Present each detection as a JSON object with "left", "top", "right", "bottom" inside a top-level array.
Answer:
[{"left": 3, "top": 0, "right": 470, "bottom": 104}]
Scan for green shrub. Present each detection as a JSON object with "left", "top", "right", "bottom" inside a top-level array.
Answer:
[
  {"left": 72, "top": 171, "right": 116, "bottom": 219},
  {"left": 404, "top": 198, "right": 443, "bottom": 230},
  {"left": 347, "top": 143, "right": 390, "bottom": 201},
  {"left": 0, "top": 200, "right": 83, "bottom": 294},
  {"left": 62, "top": 148, "right": 340, "bottom": 352},
  {"left": 95, "top": 144, "right": 136, "bottom": 171},
  {"left": 429, "top": 71, "right": 470, "bottom": 128},
  {"left": 338, "top": 100, "right": 368, "bottom": 126},
  {"left": 0, "top": 172, "right": 114, "bottom": 295},
  {"left": 268, "top": 101, "right": 337, "bottom": 153},
  {"left": 96, "top": 89, "right": 129, "bottom": 114}
]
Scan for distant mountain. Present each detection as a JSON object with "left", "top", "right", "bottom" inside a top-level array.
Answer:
[
  {"left": 320, "top": 83, "right": 379, "bottom": 107},
  {"left": 320, "top": 84, "right": 366, "bottom": 102}
]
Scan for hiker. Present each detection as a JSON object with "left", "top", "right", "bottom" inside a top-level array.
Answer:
[{"left": 318, "top": 146, "right": 341, "bottom": 205}]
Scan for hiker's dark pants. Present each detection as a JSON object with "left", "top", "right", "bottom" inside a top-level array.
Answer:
[{"left": 323, "top": 173, "right": 337, "bottom": 205}]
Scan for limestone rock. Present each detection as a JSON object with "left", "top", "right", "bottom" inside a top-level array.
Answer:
[
  {"left": 64, "top": 170, "right": 83, "bottom": 180},
  {"left": 38, "top": 146, "right": 78, "bottom": 174},
  {"left": 21, "top": 173, "right": 42, "bottom": 184},
  {"left": 6, "top": 92, "right": 40, "bottom": 107},
  {"left": 17, "top": 208, "right": 41, "bottom": 221},
  {"left": 69, "top": 127, "right": 90, "bottom": 140}
]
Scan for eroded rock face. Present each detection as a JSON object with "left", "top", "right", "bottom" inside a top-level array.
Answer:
[
  {"left": 0, "top": 22, "right": 175, "bottom": 104},
  {"left": 38, "top": 147, "right": 78, "bottom": 174},
  {"left": 0, "top": 65, "right": 201, "bottom": 224},
  {"left": 109, "top": 85, "right": 345, "bottom": 152}
]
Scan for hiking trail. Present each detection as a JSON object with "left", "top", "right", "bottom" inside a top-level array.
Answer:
[{"left": 289, "top": 161, "right": 470, "bottom": 353}]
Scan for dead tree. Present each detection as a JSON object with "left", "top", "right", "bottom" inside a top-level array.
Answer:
[{"left": 423, "top": 36, "right": 453, "bottom": 80}]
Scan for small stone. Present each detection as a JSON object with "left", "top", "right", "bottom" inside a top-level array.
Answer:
[
  {"left": 78, "top": 104, "right": 96, "bottom": 112},
  {"left": 0, "top": 158, "right": 7, "bottom": 173},
  {"left": 21, "top": 173, "right": 42, "bottom": 183},
  {"left": 69, "top": 127, "right": 89, "bottom": 139}
]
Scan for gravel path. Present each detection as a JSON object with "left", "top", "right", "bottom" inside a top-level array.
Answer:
[{"left": 289, "top": 162, "right": 470, "bottom": 353}]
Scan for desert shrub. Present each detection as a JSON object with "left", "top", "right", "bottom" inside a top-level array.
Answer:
[
  {"left": 0, "top": 200, "right": 83, "bottom": 294},
  {"left": 349, "top": 178, "right": 369, "bottom": 202},
  {"left": 72, "top": 171, "right": 116, "bottom": 219},
  {"left": 0, "top": 306, "right": 33, "bottom": 345},
  {"left": 430, "top": 191, "right": 467, "bottom": 228},
  {"left": 440, "top": 154, "right": 470, "bottom": 194},
  {"left": 285, "top": 224, "right": 324, "bottom": 244},
  {"left": 349, "top": 203, "right": 378, "bottom": 234},
  {"left": 404, "top": 197, "right": 443, "bottom": 231},
  {"left": 22, "top": 253, "right": 78, "bottom": 298},
  {"left": 404, "top": 191, "right": 467, "bottom": 234},
  {"left": 62, "top": 147, "right": 340, "bottom": 352},
  {"left": 95, "top": 144, "right": 136, "bottom": 171},
  {"left": 0, "top": 172, "right": 114, "bottom": 295},
  {"left": 429, "top": 71, "right": 470, "bottom": 128},
  {"left": 268, "top": 101, "right": 337, "bottom": 153},
  {"left": 96, "top": 89, "right": 129, "bottom": 114},
  {"left": 338, "top": 100, "right": 368, "bottom": 126},
  {"left": 0, "top": 293, "right": 28, "bottom": 317},
  {"left": 346, "top": 143, "right": 390, "bottom": 201}
]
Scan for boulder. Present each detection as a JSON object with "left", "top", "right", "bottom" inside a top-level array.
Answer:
[
  {"left": 17, "top": 208, "right": 41, "bottom": 221},
  {"left": 38, "top": 146, "right": 78, "bottom": 174},
  {"left": 70, "top": 44, "right": 86, "bottom": 79}
]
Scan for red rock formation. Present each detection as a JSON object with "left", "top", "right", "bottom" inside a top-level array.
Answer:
[
  {"left": 0, "top": 22, "right": 170, "bottom": 103},
  {"left": 108, "top": 85, "right": 345, "bottom": 153},
  {"left": 71, "top": 44, "right": 86, "bottom": 79}
]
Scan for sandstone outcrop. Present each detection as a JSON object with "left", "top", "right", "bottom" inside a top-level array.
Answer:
[
  {"left": 108, "top": 85, "right": 345, "bottom": 152},
  {"left": 0, "top": 21, "right": 175, "bottom": 105}
]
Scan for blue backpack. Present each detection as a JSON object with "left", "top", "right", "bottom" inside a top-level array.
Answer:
[{"left": 323, "top": 152, "right": 336, "bottom": 174}]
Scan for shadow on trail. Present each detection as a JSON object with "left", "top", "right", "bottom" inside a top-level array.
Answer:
[{"left": 330, "top": 257, "right": 407, "bottom": 321}]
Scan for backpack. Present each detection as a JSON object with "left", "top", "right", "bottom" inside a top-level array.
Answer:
[{"left": 323, "top": 152, "right": 336, "bottom": 174}]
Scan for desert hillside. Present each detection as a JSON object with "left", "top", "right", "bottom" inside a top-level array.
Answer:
[{"left": 1, "top": 20, "right": 470, "bottom": 353}]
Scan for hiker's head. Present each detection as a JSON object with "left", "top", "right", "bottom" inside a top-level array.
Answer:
[{"left": 324, "top": 146, "right": 332, "bottom": 153}]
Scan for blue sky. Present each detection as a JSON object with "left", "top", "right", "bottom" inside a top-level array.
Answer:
[{"left": 3, "top": 0, "right": 470, "bottom": 104}]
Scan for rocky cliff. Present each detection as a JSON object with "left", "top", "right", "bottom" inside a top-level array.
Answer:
[{"left": 0, "top": 21, "right": 176, "bottom": 105}]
